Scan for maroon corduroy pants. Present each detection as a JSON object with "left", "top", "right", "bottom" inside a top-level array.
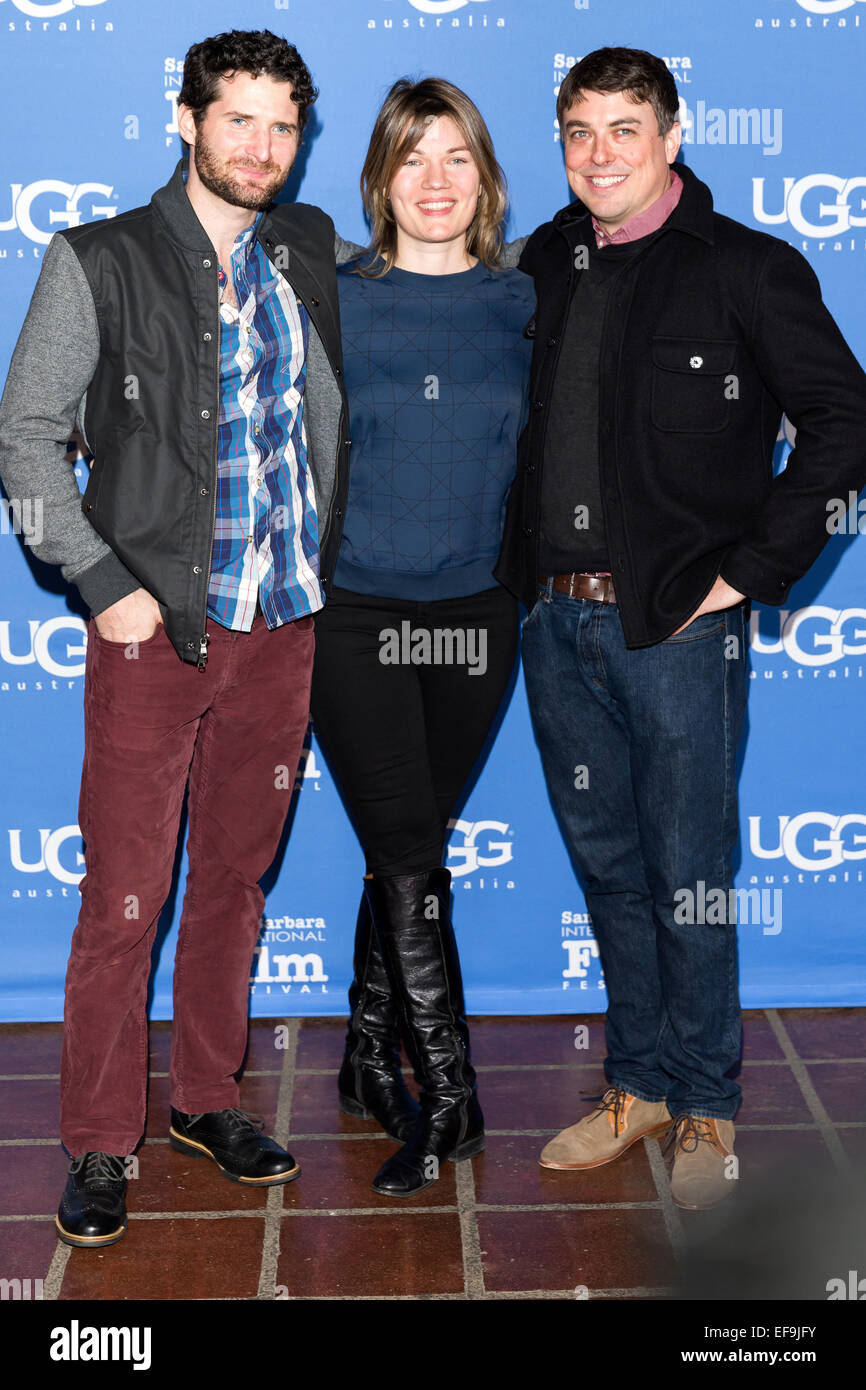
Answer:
[{"left": 59, "top": 613, "right": 314, "bottom": 1156}]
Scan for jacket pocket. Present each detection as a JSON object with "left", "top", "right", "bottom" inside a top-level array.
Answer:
[{"left": 651, "top": 338, "right": 737, "bottom": 434}]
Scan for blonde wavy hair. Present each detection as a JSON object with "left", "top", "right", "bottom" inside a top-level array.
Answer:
[{"left": 358, "top": 77, "right": 508, "bottom": 278}]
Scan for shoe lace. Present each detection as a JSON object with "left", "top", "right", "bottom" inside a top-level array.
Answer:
[
  {"left": 218, "top": 1108, "right": 266, "bottom": 1136},
  {"left": 586, "top": 1086, "right": 630, "bottom": 1138},
  {"left": 73, "top": 1151, "right": 126, "bottom": 1187},
  {"left": 661, "top": 1114, "right": 716, "bottom": 1161}
]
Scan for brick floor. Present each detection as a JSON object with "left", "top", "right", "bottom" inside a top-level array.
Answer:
[{"left": 0, "top": 1009, "right": 862, "bottom": 1302}]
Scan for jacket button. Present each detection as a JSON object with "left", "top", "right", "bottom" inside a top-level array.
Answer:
[
  {"left": 85, "top": 502, "right": 92, "bottom": 512},
  {"left": 547, "top": 337, "right": 557, "bottom": 347},
  {"left": 526, "top": 463, "right": 536, "bottom": 473},
  {"left": 335, "top": 367, "right": 342, "bottom": 377},
  {"left": 193, "top": 565, "right": 203, "bottom": 575},
  {"left": 203, "top": 332, "right": 212, "bottom": 342},
  {"left": 201, "top": 409, "right": 210, "bottom": 420},
  {"left": 187, "top": 641, "right": 195, "bottom": 649},
  {"left": 533, "top": 400, "right": 544, "bottom": 411},
  {"left": 311, "top": 297, "right": 320, "bottom": 306},
  {"left": 335, "top": 509, "right": 343, "bottom": 519},
  {"left": 344, "top": 439, "right": 352, "bottom": 448},
  {"left": 778, "top": 579, "right": 788, "bottom": 589},
  {"left": 523, "top": 526, "right": 533, "bottom": 538},
  {"left": 202, "top": 258, "right": 212, "bottom": 269},
  {"left": 200, "top": 487, "right": 209, "bottom": 496}
]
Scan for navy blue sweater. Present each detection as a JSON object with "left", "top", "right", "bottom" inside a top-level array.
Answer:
[{"left": 334, "top": 257, "right": 535, "bottom": 599}]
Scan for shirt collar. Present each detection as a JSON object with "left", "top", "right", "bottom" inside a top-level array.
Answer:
[{"left": 592, "top": 168, "right": 683, "bottom": 248}]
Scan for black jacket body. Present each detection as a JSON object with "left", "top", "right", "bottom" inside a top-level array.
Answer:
[{"left": 494, "top": 162, "right": 866, "bottom": 647}]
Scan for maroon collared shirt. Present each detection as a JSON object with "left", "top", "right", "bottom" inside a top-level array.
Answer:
[{"left": 591, "top": 168, "right": 683, "bottom": 248}]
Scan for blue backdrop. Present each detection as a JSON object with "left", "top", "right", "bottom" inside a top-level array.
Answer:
[{"left": 1, "top": 0, "right": 864, "bottom": 1021}]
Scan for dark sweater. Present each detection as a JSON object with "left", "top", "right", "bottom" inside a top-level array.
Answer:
[
  {"left": 540, "top": 235, "right": 661, "bottom": 575},
  {"left": 335, "top": 256, "right": 535, "bottom": 599}
]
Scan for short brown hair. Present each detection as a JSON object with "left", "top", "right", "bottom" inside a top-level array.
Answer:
[
  {"left": 179, "top": 29, "right": 318, "bottom": 136},
  {"left": 556, "top": 47, "right": 679, "bottom": 137},
  {"left": 358, "top": 77, "right": 507, "bottom": 278}
]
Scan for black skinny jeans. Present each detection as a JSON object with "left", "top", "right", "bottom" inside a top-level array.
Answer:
[{"left": 310, "top": 583, "right": 519, "bottom": 877}]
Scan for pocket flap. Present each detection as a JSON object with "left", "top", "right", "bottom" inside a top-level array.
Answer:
[{"left": 652, "top": 337, "right": 737, "bottom": 374}]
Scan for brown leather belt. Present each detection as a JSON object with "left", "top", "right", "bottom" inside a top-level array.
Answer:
[{"left": 538, "top": 573, "right": 617, "bottom": 605}]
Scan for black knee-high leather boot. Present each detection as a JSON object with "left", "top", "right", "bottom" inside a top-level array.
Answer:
[
  {"left": 364, "top": 866, "right": 484, "bottom": 1197},
  {"left": 337, "top": 886, "right": 420, "bottom": 1143}
]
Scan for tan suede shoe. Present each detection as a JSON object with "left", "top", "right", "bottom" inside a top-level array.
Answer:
[
  {"left": 665, "top": 1115, "right": 737, "bottom": 1210},
  {"left": 539, "top": 1086, "right": 672, "bottom": 1170}
]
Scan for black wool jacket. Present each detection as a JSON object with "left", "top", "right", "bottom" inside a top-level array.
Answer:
[{"left": 494, "top": 162, "right": 866, "bottom": 647}]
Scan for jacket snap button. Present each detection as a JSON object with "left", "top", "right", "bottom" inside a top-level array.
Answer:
[
  {"left": 203, "top": 332, "right": 212, "bottom": 342},
  {"left": 200, "top": 488, "right": 209, "bottom": 496},
  {"left": 202, "top": 259, "right": 212, "bottom": 269},
  {"left": 690, "top": 356, "right": 704, "bottom": 369},
  {"left": 311, "top": 297, "right": 320, "bottom": 306},
  {"left": 523, "top": 526, "right": 533, "bottom": 538},
  {"left": 526, "top": 463, "right": 536, "bottom": 473},
  {"left": 200, "top": 409, "right": 210, "bottom": 420},
  {"left": 193, "top": 565, "right": 202, "bottom": 575}
]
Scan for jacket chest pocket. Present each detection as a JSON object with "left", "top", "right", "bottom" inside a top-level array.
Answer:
[{"left": 651, "top": 337, "right": 737, "bottom": 434}]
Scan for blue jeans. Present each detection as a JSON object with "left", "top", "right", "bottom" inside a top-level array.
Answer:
[{"left": 521, "top": 585, "right": 748, "bottom": 1120}]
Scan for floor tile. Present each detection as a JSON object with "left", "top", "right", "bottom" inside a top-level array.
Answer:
[
  {"left": 733, "top": 1063, "right": 813, "bottom": 1125},
  {"left": 59, "top": 1216, "right": 264, "bottom": 1300},
  {"left": 778, "top": 1008, "right": 866, "bottom": 1060},
  {"left": 478, "top": 1209, "right": 675, "bottom": 1292},
  {"left": 740, "top": 1011, "right": 786, "bottom": 1061},
  {"left": 806, "top": 1062, "right": 866, "bottom": 1123},
  {"left": 276, "top": 1212, "right": 465, "bottom": 1297},
  {"left": 0, "top": 1023, "right": 62, "bottom": 1075},
  {"left": 282, "top": 1137, "right": 458, "bottom": 1209},
  {"left": 128, "top": 1141, "right": 270, "bottom": 1213},
  {"left": 479, "top": 1065, "right": 609, "bottom": 1132},
  {"left": 474, "top": 1132, "right": 660, "bottom": 1206},
  {"left": 0, "top": 1079, "right": 59, "bottom": 1140},
  {"left": 0, "top": 1218, "right": 62, "bottom": 1281},
  {"left": 0, "top": 1143, "right": 69, "bottom": 1216},
  {"left": 471, "top": 1015, "right": 607, "bottom": 1067}
]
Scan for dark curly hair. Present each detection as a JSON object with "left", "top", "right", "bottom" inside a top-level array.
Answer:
[{"left": 179, "top": 29, "right": 318, "bottom": 135}]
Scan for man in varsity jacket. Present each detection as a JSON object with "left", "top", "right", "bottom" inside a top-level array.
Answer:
[{"left": 0, "top": 29, "right": 349, "bottom": 1247}]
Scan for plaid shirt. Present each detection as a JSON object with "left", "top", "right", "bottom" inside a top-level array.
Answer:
[{"left": 207, "top": 216, "right": 322, "bottom": 630}]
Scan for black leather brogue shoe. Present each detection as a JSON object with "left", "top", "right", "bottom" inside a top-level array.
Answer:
[
  {"left": 56, "top": 1151, "right": 128, "bottom": 1248},
  {"left": 169, "top": 1107, "right": 300, "bottom": 1185}
]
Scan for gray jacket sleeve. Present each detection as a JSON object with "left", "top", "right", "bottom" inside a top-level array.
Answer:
[
  {"left": 334, "top": 231, "right": 368, "bottom": 266},
  {"left": 0, "top": 234, "right": 141, "bottom": 615},
  {"left": 500, "top": 235, "right": 529, "bottom": 269}
]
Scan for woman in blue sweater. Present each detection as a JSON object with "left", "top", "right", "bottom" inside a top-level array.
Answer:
[{"left": 311, "top": 78, "right": 533, "bottom": 1197}]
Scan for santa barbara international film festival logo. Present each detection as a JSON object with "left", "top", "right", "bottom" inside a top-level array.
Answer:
[
  {"left": 367, "top": 0, "right": 506, "bottom": 30},
  {"left": 754, "top": 0, "right": 865, "bottom": 28},
  {"left": 2, "top": 0, "right": 115, "bottom": 32}
]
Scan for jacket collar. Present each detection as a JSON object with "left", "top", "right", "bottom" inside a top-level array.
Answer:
[
  {"left": 150, "top": 155, "right": 278, "bottom": 254},
  {"left": 551, "top": 160, "right": 715, "bottom": 247}
]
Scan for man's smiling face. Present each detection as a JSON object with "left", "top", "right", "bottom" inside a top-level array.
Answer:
[{"left": 561, "top": 88, "right": 681, "bottom": 233}]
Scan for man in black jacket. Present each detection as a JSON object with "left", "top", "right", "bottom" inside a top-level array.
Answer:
[
  {"left": 495, "top": 47, "right": 866, "bottom": 1208},
  {"left": 0, "top": 30, "right": 349, "bottom": 1246}
]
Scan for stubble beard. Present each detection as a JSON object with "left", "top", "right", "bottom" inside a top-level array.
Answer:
[{"left": 193, "top": 132, "right": 290, "bottom": 210}]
